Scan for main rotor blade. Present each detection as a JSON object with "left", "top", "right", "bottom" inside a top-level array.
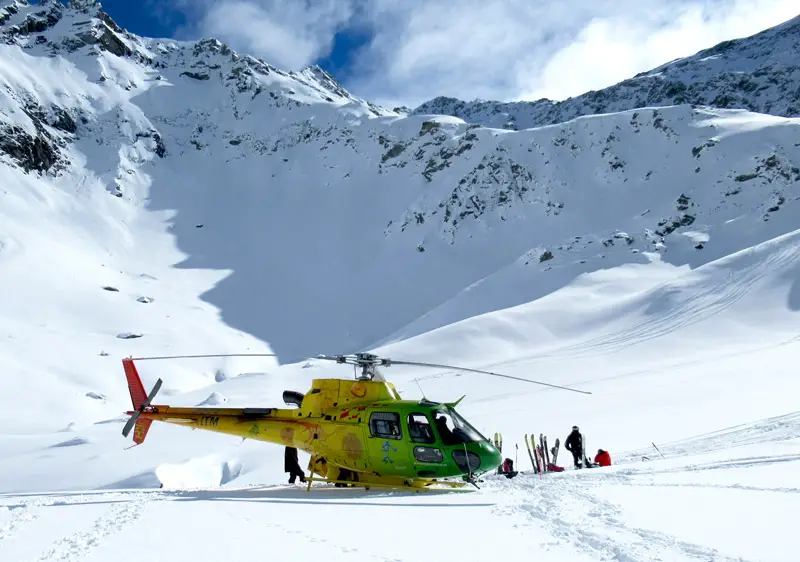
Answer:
[
  {"left": 129, "top": 353, "right": 278, "bottom": 361},
  {"left": 389, "top": 360, "right": 592, "bottom": 395},
  {"left": 315, "top": 355, "right": 346, "bottom": 361}
]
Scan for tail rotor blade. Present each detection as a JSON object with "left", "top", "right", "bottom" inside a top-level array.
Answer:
[
  {"left": 142, "top": 378, "right": 163, "bottom": 408},
  {"left": 122, "top": 410, "right": 140, "bottom": 438},
  {"left": 122, "top": 378, "right": 163, "bottom": 438}
]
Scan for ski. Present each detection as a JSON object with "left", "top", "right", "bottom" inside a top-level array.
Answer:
[
  {"left": 531, "top": 433, "right": 543, "bottom": 473},
  {"left": 582, "top": 433, "right": 597, "bottom": 468},
  {"left": 539, "top": 433, "right": 547, "bottom": 472},
  {"left": 543, "top": 435, "right": 551, "bottom": 468},
  {"left": 494, "top": 432, "right": 503, "bottom": 474},
  {"left": 524, "top": 434, "right": 538, "bottom": 473}
]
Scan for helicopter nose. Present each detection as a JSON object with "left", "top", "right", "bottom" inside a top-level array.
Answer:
[{"left": 482, "top": 440, "right": 502, "bottom": 471}]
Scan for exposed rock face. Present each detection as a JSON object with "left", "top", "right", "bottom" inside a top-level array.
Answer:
[{"left": 0, "top": 123, "right": 58, "bottom": 172}]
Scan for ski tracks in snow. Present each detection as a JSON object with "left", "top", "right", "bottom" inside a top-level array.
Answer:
[{"left": 492, "top": 477, "right": 751, "bottom": 562}]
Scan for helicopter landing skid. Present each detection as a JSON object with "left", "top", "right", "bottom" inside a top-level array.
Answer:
[{"left": 304, "top": 476, "right": 469, "bottom": 493}]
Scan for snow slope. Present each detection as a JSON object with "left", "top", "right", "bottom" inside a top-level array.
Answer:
[
  {"left": 1, "top": 1, "right": 798, "bottom": 367},
  {"left": 0, "top": 228, "right": 798, "bottom": 561}
]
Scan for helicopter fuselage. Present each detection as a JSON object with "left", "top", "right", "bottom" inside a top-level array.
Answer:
[{"left": 127, "top": 371, "right": 502, "bottom": 485}]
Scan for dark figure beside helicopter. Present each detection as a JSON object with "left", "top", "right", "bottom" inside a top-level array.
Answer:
[{"left": 285, "top": 446, "right": 306, "bottom": 483}]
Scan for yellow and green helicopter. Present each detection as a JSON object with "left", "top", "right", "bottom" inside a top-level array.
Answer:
[{"left": 121, "top": 352, "right": 590, "bottom": 491}]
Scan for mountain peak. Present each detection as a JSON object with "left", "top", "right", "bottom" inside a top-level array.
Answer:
[{"left": 64, "top": 0, "right": 101, "bottom": 13}]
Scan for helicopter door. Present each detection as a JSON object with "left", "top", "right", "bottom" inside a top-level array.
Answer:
[
  {"left": 407, "top": 412, "right": 444, "bottom": 476},
  {"left": 365, "top": 411, "right": 409, "bottom": 475}
]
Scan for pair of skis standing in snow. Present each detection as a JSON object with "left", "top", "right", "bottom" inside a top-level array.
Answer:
[{"left": 494, "top": 426, "right": 610, "bottom": 477}]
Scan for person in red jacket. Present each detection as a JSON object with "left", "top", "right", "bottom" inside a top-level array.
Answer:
[{"left": 594, "top": 449, "right": 611, "bottom": 467}]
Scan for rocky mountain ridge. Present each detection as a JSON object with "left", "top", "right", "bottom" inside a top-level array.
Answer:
[
  {"left": 412, "top": 14, "right": 800, "bottom": 130},
  {"left": 0, "top": 0, "right": 389, "bottom": 175}
]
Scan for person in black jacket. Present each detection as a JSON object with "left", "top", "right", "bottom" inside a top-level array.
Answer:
[
  {"left": 564, "top": 426, "right": 584, "bottom": 468},
  {"left": 284, "top": 446, "right": 306, "bottom": 483}
]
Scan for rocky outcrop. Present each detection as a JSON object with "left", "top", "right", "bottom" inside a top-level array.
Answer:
[{"left": 0, "top": 122, "right": 60, "bottom": 173}]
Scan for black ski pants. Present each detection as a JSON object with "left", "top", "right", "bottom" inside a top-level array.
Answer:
[
  {"left": 288, "top": 466, "right": 305, "bottom": 483},
  {"left": 570, "top": 449, "right": 583, "bottom": 468}
]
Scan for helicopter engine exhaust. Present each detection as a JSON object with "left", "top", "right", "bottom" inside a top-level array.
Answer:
[{"left": 282, "top": 390, "right": 304, "bottom": 408}]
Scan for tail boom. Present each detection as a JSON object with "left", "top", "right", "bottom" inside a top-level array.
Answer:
[{"left": 137, "top": 406, "right": 319, "bottom": 449}]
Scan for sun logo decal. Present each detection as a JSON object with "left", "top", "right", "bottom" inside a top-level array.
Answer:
[{"left": 350, "top": 382, "right": 367, "bottom": 397}]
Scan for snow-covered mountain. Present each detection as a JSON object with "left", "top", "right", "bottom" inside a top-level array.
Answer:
[
  {"left": 413, "top": 13, "right": 800, "bottom": 130},
  {"left": 2, "top": 0, "right": 797, "bottom": 372},
  {"left": 1, "top": 3, "right": 799, "bottom": 559}
]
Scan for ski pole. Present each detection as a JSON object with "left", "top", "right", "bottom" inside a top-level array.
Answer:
[{"left": 652, "top": 442, "right": 665, "bottom": 459}]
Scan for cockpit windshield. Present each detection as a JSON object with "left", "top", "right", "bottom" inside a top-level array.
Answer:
[{"left": 432, "top": 407, "right": 486, "bottom": 445}]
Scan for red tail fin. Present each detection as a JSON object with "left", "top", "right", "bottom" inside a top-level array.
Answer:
[
  {"left": 133, "top": 418, "right": 153, "bottom": 444},
  {"left": 123, "top": 358, "right": 147, "bottom": 410}
]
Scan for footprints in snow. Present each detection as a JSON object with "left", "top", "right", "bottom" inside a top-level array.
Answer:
[
  {"left": 0, "top": 492, "right": 154, "bottom": 562},
  {"left": 491, "top": 478, "right": 748, "bottom": 562},
  {"left": 266, "top": 523, "right": 402, "bottom": 562},
  {"left": 0, "top": 495, "right": 55, "bottom": 542},
  {"left": 33, "top": 494, "right": 149, "bottom": 562}
]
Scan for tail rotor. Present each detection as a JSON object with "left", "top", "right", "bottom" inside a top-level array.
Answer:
[{"left": 122, "top": 376, "right": 162, "bottom": 438}]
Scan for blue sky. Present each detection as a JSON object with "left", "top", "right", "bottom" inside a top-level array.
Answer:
[
  {"left": 71, "top": 0, "right": 798, "bottom": 108},
  {"left": 94, "top": 1, "right": 373, "bottom": 84}
]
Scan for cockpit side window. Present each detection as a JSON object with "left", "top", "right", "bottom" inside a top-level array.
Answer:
[
  {"left": 432, "top": 410, "right": 460, "bottom": 445},
  {"left": 448, "top": 407, "right": 486, "bottom": 442},
  {"left": 433, "top": 408, "right": 484, "bottom": 445},
  {"left": 369, "top": 412, "right": 402, "bottom": 439},
  {"left": 407, "top": 413, "right": 435, "bottom": 444}
]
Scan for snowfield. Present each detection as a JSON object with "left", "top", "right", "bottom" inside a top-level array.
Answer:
[
  {"left": 1, "top": 227, "right": 798, "bottom": 561},
  {"left": 0, "top": 2, "right": 798, "bottom": 561}
]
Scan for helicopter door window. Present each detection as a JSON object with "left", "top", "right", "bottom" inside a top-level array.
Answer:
[
  {"left": 369, "top": 412, "right": 402, "bottom": 440},
  {"left": 407, "top": 413, "right": 435, "bottom": 444}
]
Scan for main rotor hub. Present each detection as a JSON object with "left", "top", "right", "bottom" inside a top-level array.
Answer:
[{"left": 321, "top": 353, "right": 392, "bottom": 380}]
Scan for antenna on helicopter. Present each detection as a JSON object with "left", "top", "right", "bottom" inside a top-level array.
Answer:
[
  {"left": 413, "top": 378, "right": 428, "bottom": 400},
  {"left": 315, "top": 353, "right": 591, "bottom": 395}
]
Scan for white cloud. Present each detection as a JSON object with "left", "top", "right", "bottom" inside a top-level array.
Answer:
[
  {"left": 172, "top": 0, "right": 358, "bottom": 69},
  {"left": 525, "top": 0, "right": 800, "bottom": 101},
  {"left": 165, "top": 0, "right": 800, "bottom": 108}
]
